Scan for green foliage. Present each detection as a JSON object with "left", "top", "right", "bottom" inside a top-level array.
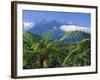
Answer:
[
  {"left": 31, "top": 43, "right": 40, "bottom": 51},
  {"left": 59, "top": 30, "right": 90, "bottom": 41},
  {"left": 23, "top": 30, "right": 91, "bottom": 69},
  {"left": 61, "top": 38, "right": 91, "bottom": 67}
]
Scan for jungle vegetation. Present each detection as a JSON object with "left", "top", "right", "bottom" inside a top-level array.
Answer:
[{"left": 23, "top": 30, "right": 91, "bottom": 69}]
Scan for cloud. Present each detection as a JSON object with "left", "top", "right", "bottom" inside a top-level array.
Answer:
[
  {"left": 60, "top": 24, "right": 90, "bottom": 33},
  {"left": 23, "top": 22, "right": 35, "bottom": 31}
]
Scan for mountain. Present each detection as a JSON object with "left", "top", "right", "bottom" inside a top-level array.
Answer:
[
  {"left": 28, "top": 20, "right": 65, "bottom": 39},
  {"left": 24, "top": 31, "right": 90, "bottom": 47},
  {"left": 26, "top": 20, "right": 90, "bottom": 42}
]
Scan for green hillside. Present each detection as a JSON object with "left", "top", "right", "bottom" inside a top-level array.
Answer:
[{"left": 23, "top": 31, "right": 91, "bottom": 69}]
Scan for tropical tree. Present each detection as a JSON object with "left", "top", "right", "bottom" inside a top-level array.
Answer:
[{"left": 23, "top": 30, "right": 91, "bottom": 69}]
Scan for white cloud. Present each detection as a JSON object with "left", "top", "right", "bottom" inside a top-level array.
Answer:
[
  {"left": 23, "top": 22, "right": 35, "bottom": 31},
  {"left": 60, "top": 24, "right": 90, "bottom": 33}
]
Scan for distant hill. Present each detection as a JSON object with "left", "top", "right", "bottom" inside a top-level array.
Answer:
[
  {"left": 27, "top": 20, "right": 90, "bottom": 41},
  {"left": 23, "top": 32, "right": 42, "bottom": 48},
  {"left": 24, "top": 30, "right": 90, "bottom": 44}
]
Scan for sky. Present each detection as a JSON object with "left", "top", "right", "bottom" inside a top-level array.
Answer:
[
  {"left": 23, "top": 10, "right": 91, "bottom": 33},
  {"left": 23, "top": 10, "right": 91, "bottom": 27}
]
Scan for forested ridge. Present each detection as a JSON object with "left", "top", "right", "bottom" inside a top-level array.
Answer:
[{"left": 23, "top": 30, "right": 91, "bottom": 69}]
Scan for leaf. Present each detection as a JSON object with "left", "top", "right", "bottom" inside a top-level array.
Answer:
[
  {"left": 59, "top": 30, "right": 89, "bottom": 42},
  {"left": 59, "top": 33, "right": 67, "bottom": 41},
  {"left": 43, "top": 38, "right": 50, "bottom": 46},
  {"left": 47, "top": 40, "right": 58, "bottom": 48},
  {"left": 31, "top": 43, "right": 40, "bottom": 51},
  {"left": 61, "top": 47, "right": 79, "bottom": 66}
]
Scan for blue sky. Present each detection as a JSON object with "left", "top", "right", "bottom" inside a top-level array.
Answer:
[{"left": 23, "top": 10, "right": 91, "bottom": 27}]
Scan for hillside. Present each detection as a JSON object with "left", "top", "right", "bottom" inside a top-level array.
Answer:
[{"left": 23, "top": 31, "right": 91, "bottom": 69}]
